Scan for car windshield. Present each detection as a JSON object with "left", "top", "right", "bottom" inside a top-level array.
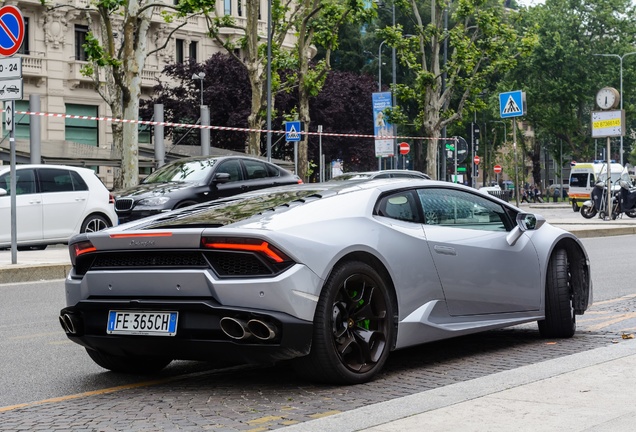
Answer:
[
  {"left": 142, "top": 159, "right": 218, "bottom": 184},
  {"left": 146, "top": 188, "right": 328, "bottom": 228}
]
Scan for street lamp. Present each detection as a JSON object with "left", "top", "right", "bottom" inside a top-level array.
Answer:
[
  {"left": 266, "top": 0, "right": 272, "bottom": 162},
  {"left": 593, "top": 51, "right": 636, "bottom": 165},
  {"left": 490, "top": 120, "right": 507, "bottom": 186},
  {"left": 378, "top": 40, "right": 387, "bottom": 91},
  {"left": 191, "top": 72, "right": 205, "bottom": 106}
]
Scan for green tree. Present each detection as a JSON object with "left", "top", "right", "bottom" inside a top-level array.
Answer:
[
  {"left": 179, "top": 0, "right": 300, "bottom": 158},
  {"left": 41, "top": 0, "right": 198, "bottom": 189},
  {"left": 503, "top": 0, "right": 636, "bottom": 184},
  {"left": 286, "top": 0, "right": 376, "bottom": 180},
  {"left": 378, "top": 0, "right": 536, "bottom": 180}
]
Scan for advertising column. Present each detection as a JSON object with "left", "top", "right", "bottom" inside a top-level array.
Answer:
[{"left": 372, "top": 92, "right": 394, "bottom": 167}]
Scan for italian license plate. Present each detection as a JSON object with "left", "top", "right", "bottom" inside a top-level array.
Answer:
[{"left": 107, "top": 311, "right": 178, "bottom": 336}]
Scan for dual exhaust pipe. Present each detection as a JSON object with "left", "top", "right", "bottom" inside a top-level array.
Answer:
[
  {"left": 59, "top": 313, "right": 82, "bottom": 335},
  {"left": 59, "top": 312, "right": 276, "bottom": 341},
  {"left": 220, "top": 317, "right": 277, "bottom": 341}
]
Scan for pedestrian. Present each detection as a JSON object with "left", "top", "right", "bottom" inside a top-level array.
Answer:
[
  {"left": 533, "top": 185, "right": 543, "bottom": 203},
  {"left": 521, "top": 188, "right": 530, "bottom": 203}
]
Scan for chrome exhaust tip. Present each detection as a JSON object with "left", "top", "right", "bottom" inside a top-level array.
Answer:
[
  {"left": 63, "top": 314, "right": 76, "bottom": 334},
  {"left": 59, "top": 315, "right": 71, "bottom": 333},
  {"left": 247, "top": 319, "right": 277, "bottom": 341},
  {"left": 219, "top": 317, "right": 251, "bottom": 340}
]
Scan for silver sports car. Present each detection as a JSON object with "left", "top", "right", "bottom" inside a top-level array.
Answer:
[{"left": 61, "top": 179, "right": 592, "bottom": 384}]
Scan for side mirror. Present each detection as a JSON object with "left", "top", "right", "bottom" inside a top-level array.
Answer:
[
  {"left": 0, "top": 187, "right": 6, "bottom": 197},
  {"left": 212, "top": 173, "right": 231, "bottom": 184},
  {"left": 507, "top": 213, "right": 546, "bottom": 246}
]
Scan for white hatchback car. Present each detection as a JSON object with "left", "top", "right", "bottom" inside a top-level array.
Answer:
[{"left": 0, "top": 164, "right": 118, "bottom": 250}]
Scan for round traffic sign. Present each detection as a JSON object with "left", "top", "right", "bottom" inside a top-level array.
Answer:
[
  {"left": 494, "top": 164, "right": 502, "bottom": 174},
  {"left": 399, "top": 142, "right": 410, "bottom": 155},
  {"left": 0, "top": 5, "right": 24, "bottom": 57},
  {"left": 474, "top": 155, "right": 481, "bottom": 165}
]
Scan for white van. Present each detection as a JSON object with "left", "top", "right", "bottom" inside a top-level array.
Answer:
[{"left": 569, "top": 161, "right": 630, "bottom": 211}]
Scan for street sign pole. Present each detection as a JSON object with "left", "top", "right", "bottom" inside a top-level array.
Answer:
[
  {"left": 9, "top": 100, "right": 16, "bottom": 263},
  {"left": 0, "top": 4, "right": 26, "bottom": 264}
]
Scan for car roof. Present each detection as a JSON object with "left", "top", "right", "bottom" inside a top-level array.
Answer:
[
  {"left": 0, "top": 164, "right": 94, "bottom": 173},
  {"left": 332, "top": 170, "right": 430, "bottom": 180}
]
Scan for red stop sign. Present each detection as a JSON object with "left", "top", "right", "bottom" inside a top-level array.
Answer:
[
  {"left": 494, "top": 164, "right": 502, "bottom": 174},
  {"left": 474, "top": 155, "right": 480, "bottom": 165},
  {"left": 399, "top": 142, "right": 410, "bottom": 155}
]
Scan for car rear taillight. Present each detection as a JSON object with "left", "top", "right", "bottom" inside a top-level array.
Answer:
[
  {"left": 70, "top": 240, "right": 96, "bottom": 266},
  {"left": 201, "top": 236, "right": 291, "bottom": 263},
  {"left": 297, "top": 179, "right": 304, "bottom": 184}
]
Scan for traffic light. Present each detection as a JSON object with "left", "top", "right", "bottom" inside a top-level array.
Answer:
[{"left": 472, "top": 123, "right": 480, "bottom": 153}]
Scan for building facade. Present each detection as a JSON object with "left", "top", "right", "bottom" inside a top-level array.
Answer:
[{"left": 0, "top": 0, "right": 292, "bottom": 185}]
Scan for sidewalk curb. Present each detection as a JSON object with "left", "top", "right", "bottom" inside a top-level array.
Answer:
[
  {"left": 279, "top": 341, "right": 636, "bottom": 432},
  {"left": 0, "top": 263, "right": 70, "bottom": 284}
]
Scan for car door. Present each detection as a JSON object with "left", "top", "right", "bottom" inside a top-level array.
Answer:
[
  {"left": 0, "top": 168, "right": 43, "bottom": 243},
  {"left": 417, "top": 187, "right": 541, "bottom": 316},
  {"left": 210, "top": 159, "right": 251, "bottom": 198},
  {"left": 242, "top": 159, "right": 277, "bottom": 192},
  {"left": 38, "top": 168, "right": 89, "bottom": 239}
]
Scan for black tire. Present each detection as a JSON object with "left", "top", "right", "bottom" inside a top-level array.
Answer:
[
  {"left": 294, "top": 261, "right": 395, "bottom": 384},
  {"left": 627, "top": 210, "right": 636, "bottom": 218},
  {"left": 580, "top": 205, "right": 596, "bottom": 219},
  {"left": 572, "top": 201, "right": 580, "bottom": 212},
  {"left": 86, "top": 348, "right": 172, "bottom": 374},
  {"left": 174, "top": 200, "right": 197, "bottom": 209},
  {"left": 80, "top": 215, "right": 110, "bottom": 233},
  {"left": 17, "top": 245, "right": 47, "bottom": 251},
  {"left": 538, "top": 249, "right": 575, "bottom": 338}
]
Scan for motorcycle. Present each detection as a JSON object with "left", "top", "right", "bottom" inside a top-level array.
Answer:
[
  {"left": 581, "top": 180, "right": 636, "bottom": 219},
  {"left": 580, "top": 180, "right": 618, "bottom": 219},
  {"left": 615, "top": 180, "right": 636, "bottom": 218}
]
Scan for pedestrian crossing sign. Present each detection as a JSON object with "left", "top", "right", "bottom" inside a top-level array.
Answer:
[
  {"left": 285, "top": 121, "right": 302, "bottom": 142},
  {"left": 499, "top": 90, "right": 525, "bottom": 118}
]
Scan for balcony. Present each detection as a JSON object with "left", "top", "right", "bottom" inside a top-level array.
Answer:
[
  {"left": 141, "top": 68, "right": 160, "bottom": 89},
  {"left": 68, "top": 60, "right": 105, "bottom": 89},
  {"left": 18, "top": 54, "right": 47, "bottom": 87}
]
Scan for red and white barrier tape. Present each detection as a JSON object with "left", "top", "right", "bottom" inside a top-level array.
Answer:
[{"left": 16, "top": 110, "right": 458, "bottom": 142}]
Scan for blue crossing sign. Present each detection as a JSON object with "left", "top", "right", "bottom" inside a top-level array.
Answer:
[
  {"left": 285, "top": 121, "right": 301, "bottom": 142},
  {"left": 499, "top": 90, "right": 524, "bottom": 118},
  {"left": 0, "top": 5, "right": 24, "bottom": 57}
]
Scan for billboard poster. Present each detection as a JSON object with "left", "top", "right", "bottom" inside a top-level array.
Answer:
[{"left": 372, "top": 92, "right": 394, "bottom": 157}]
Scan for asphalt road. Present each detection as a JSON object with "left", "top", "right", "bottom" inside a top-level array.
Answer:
[{"left": 0, "top": 233, "right": 635, "bottom": 430}]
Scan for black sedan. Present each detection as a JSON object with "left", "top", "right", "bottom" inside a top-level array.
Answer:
[{"left": 114, "top": 156, "right": 302, "bottom": 223}]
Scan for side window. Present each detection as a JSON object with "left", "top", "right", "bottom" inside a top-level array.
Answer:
[
  {"left": 39, "top": 169, "right": 74, "bottom": 193},
  {"left": 243, "top": 160, "right": 269, "bottom": 180},
  {"left": 377, "top": 192, "right": 419, "bottom": 223},
  {"left": 265, "top": 163, "right": 280, "bottom": 177},
  {"left": 1, "top": 169, "right": 36, "bottom": 195},
  {"left": 216, "top": 160, "right": 244, "bottom": 182},
  {"left": 71, "top": 171, "right": 89, "bottom": 191},
  {"left": 417, "top": 188, "right": 509, "bottom": 231}
]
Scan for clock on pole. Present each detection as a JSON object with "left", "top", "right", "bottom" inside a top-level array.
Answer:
[{"left": 595, "top": 87, "right": 620, "bottom": 110}]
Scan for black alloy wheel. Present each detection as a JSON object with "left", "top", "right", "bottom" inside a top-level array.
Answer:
[{"left": 295, "top": 261, "right": 395, "bottom": 384}]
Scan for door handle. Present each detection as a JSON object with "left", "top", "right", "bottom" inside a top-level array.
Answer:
[{"left": 434, "top": 245, "right": 456, "bottom": 256}]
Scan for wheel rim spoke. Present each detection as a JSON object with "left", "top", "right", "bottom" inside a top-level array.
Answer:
[{"left": 332, "top": 273, "right": 389, "bottom": 373}]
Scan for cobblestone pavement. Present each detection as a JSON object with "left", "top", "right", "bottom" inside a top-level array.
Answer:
[{"left": 2, "top": 295, "right": 635, "bottom": 431}]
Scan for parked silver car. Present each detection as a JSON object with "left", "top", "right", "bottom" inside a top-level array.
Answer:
[{"left": 61, "top": 179, "right": 591, "bottom": 384}]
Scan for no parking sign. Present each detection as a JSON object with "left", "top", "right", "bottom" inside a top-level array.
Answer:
[{"left": 0, "top": 5, "right": 24, "bottom": 57}]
